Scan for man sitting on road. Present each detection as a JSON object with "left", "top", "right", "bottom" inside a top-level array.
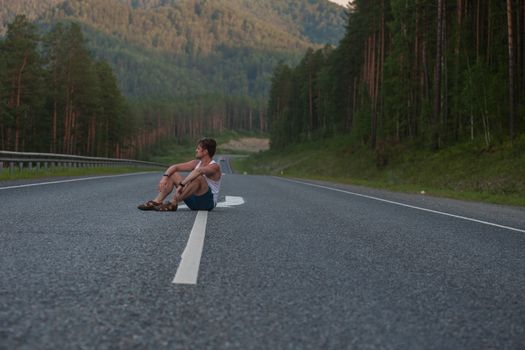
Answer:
[{"left": 138, "top": 137, "right": 222, "bottom": 212}]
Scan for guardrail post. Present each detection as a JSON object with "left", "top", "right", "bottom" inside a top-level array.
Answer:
[
  {"left": 29, "top": 162, "right": 33, "bottom": 171},
  {"left": 19, "top": 161, "right": 23, "bottom": 172},
  {"left": 0, "top": 162, "right": 3, "bottom": 175}
]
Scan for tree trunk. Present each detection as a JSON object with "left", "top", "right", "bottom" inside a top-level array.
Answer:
[
  {"left": 14, "top": 52, "right": 29, "bottom": 152},
  {"left": 52, "top": 101, "right": 57, "bottom": 153},
  {"left": 413, "top": 0, "right": 420, "bottom": 138},
  {"left": 433, "top": 0, "right": 444, "bottom": 149},
  {"left": 454, "top": 0, "right": 463, "bottom": 140},
  {"left": 308, "top": 71, "right": 313, "bottom": 135},
  {"left": 507, "top": 0, "right": 515, "bottom": 140},
  {"left": 476, "top": 0, "right": 481, "bottom": 61},
  {"left": 442, "top": 2, "right": 448, "bottom": 141},
  {"left": 380, "top": 0, "right": 385, "bottom": 138},
  {"left": 487, "top": 0, "right": 492, "bottom": 63},
  {"left": 370, "top": 32, "right": 377, "bottom": 148}
]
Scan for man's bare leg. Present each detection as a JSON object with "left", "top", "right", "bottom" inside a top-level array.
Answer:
[
  {"left": 154, "top": 175, "right": 209, "bottom": 211},
  {"left": 153, "top": 172, "right": 184, "bottom": 203},
  {"left": 172, "top": 176, "right": 208, "bottom": 205}
]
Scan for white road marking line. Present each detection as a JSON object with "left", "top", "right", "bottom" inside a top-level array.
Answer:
[
  {"left": 0, "top": 172, "right": 153, "bottom": 190},
  {"left": 173, "top": 210, "right": 208, "bottom": 285},
  {"left": 279, "top": 177, "right": 525, "bottom": 234},
  {"left": 172, "top": 196, "right": 244, "bottom": 284}
]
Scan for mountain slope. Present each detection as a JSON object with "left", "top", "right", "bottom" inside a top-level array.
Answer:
[
  {"left": 114, "top": 0, "right": 346, "bottom": 46},
  {"left": 0, "top": 0, "right": 64, "bottom": 29},
  {"left": 1, "top": 0, "right": 346, "bottom": 99},
  {"left": 43, "top": 0, "right": 346, "bottom": 53},
  {"left": 2, "top": 0, "right": 345, "bottom": 48}
]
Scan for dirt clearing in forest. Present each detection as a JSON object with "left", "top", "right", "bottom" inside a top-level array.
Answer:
[{"left": 219, "top": 137, "right": 270, "bottom": 153}]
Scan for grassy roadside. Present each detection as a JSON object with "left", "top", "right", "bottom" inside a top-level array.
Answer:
[{"left": 232, "top": 135, "right": 525, "bottom": 207}]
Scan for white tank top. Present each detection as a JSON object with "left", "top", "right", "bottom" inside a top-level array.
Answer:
[{"left": 196, "top": 160, "right": 221, "bottom": 205}]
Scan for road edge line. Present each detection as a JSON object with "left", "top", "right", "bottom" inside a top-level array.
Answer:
[
  {"left": 278, "top": 177, "right": 525, "bottom": 234},
  {"left": 0, "top": 172, "right": 154, "bottom": 190}
]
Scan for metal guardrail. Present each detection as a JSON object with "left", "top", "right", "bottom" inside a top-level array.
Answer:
[{"left": 0, "top": 150, "right": 167, "bottom": 174}]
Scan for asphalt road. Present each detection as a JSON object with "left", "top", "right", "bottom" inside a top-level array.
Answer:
[{"left": 1, "top": 166, "right": 524, "bottom": 349}]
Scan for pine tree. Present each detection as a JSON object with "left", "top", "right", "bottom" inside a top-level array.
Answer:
[
  {"left": 95, "top": 60, "right": 130, "bottom": 157},
  {"left": 62, "top": 23, "right": 99, "bottom": 155},
  {"left": 0, "top": 15, "right": 45, "bottom": 152},
  {"left": 43, "top": 22, "right": 67, "bottom": 153}
]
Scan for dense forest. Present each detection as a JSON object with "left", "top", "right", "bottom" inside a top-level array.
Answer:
[
  {"left": 0, "top": 16, "right": 133, "bottom": 157},
  {"left": 268, "top": 0, "right": 524, "bottom": 154},
  {"left": 0, "top": 15, "right": 266, "bottom": 158},
  {"left": 0, "top": 0, "right": 346, "bottom": 158}
]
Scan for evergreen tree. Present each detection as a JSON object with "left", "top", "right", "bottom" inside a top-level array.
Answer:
[
  {"left": 0, "top": 15, "right": 45, "bottom": 152},
  {"left": 95, "top": 60, "right": 131, "bottom": 157},
  {"left": 267, "top": 0, "right": 525, "bottom": 153},
  {"left": 43, "top": 22, "right": 67, "bottom": 153}
]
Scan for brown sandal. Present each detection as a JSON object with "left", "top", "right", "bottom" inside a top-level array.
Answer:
[
  {"left": 154, "top": 202, "right": 178, "bottom": 212},
  {"left": 137, "top": 200, "right": 161, "bottom": 211}
]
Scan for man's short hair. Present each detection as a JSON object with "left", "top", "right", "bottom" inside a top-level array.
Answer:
[{"left": 198, "top": 137, "right": 217, "bottom": 157}]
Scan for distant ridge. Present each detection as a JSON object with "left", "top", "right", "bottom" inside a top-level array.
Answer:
[{"left": 1, "top": 0, "right": 346, "bottom": 99}]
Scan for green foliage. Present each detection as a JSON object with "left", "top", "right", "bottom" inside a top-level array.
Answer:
[
  {"left": 0, "top": 17, "right": 131, "bottom": 157},
  {"left": 266, "top": 0, "right": 525, "bottom": 153},
  {"left": 268, "top": 45, "right": 337, "bottom": 148},
  {"left": 460, "top": 62, "right": 506, "bottom": 147},
  {"left": 236, "top": 134, "right": 525, "bottom": 206},
  {"left": 0, "top": 15, "right": 46, "bottom": 151}
]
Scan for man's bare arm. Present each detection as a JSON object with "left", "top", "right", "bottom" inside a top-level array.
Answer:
[
  {"left": 164, "top": 159, "right": 198, "bottom": 176},
  {"left": 157, "top": 159, "right": 198, "bottom": 193},
  {"left": 181, "top": 163, "right": 220, "bottom": 185}
]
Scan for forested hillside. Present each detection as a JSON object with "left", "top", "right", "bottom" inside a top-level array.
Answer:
[
  {"left": 268, "top": 0, "right": 524, "bottom": 153},
  {"left": 0, "top": 0, "right": 346, "bottom": 158},
  {"left": 0, "top": 0, "right": 64, "bottom": 30},
  {"left": 1, "top": 0, "right": 345, "bottom": 48},
  {"left": 1, "top": 0, "right": 345, "bottom": 98}
]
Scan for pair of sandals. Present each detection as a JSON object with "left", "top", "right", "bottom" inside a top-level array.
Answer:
[{"left": 137, "top": 200, "right": 178, "bottom": 212}]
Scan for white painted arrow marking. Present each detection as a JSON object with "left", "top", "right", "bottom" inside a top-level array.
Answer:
[{"left": 216, "top": 196, "right": 245, "bottom": 208}]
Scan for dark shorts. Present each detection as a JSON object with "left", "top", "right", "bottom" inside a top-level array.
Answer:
[{"left": 183, "top": 188, "right": 215, "bottom": 211}]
